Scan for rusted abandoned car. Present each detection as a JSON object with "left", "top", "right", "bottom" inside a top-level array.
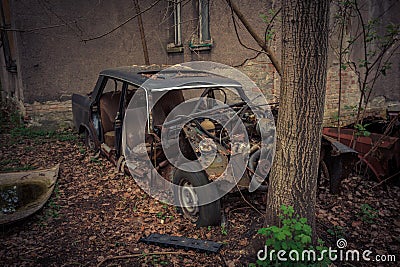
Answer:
[
  {"left": 72, "top": 66, "right": 355, "bottom": 226},
  {"left": 323, "top": 110, "right": 400, "bottom": 185}
]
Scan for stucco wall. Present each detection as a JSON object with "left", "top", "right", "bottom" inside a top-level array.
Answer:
[
  {"left": 11, "top": 0, "right": 272, "bottom": 103},
  {"left": 4, "top": 0, "right": 399, "bottom": 127}
]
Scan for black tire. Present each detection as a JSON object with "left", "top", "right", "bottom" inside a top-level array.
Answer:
[{"left": 173, "top": 170, "right": 221, "bottom": 227}]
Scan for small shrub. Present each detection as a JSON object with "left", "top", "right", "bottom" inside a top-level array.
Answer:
[
  {"left": 354, "top": 123, "right": 371, "bottom": 137},
  {"left": 221, "top": 224, "right": 228, "bottom": 236},
  {"left": 357, "top": 203, "right": 377, "bottom": 223},
  {"left": 327, "top": 225, "right": 345, "bottom": 239},
  {"left": 256, "top": 205, "right": 330, "bottom": 266}
]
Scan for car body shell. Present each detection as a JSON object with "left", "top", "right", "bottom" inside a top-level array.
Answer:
[{"left": 72, "top": 66, "right": 357, "bottom": 198}]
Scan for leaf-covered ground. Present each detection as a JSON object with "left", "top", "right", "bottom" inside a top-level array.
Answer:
[{"left": 0, "top": 128, "right": 399, "bottom": 266}]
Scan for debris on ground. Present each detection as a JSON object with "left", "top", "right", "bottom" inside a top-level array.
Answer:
[{"left": 0, "top": 128, "right": 398, "bottom": 266}]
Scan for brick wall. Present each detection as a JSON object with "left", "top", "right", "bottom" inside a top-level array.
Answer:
[
  {"left": 323, "top": 65, "right": 362, "bottom": 126},
  {"left": 239, "top": 58, "right": 389, "bottom": 126},
  {"left": 24, "top": 100, "right": 72, "bottom": 130}
]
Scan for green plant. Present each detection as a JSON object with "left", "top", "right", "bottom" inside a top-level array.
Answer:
[
  {"left": 331, "top": 112, "right": 339, "bottom": 122},
  {"left": 90, "top": 157, "right": 100, "bottom": 163},
  {"left": 0, "top": 159, "right": 17, "bottom": 165},
  {"left": 332, "top": 0, "right": 400, "bottom": 128},
  {"left": 38, "top": 183, "right": 61, "bottom": 225},
  {"left": 156, "top": 203, "right": 173, "bottom": 221},
  {"left": 1, "top": 164, "right": 36, "bottom": 172},
  {"left": 357, "top": 203, "right": 377, "bottom": 223},
  {"left": 10, "top": 127, "right": 52, "bottom": 139},
  {"left": 221, "top": 224, "right": 228, "bottom": 235},
  {"left": 256, "top": 205, "right": 330, "bottom": 266},
  {"left": 0, "top": 97, "right": 24, "bottom": 134},
  {"left": 354, "top": 123, "right": 371, "bottom": 137},
  {"left": 156, "top": 211, "right": 165, "bottom": 220},
  {"left": 259, "top": 9, "right": 280, "bottom": 43},
  {"left": 327, "top": 225, "right": 344, "bottom": 240},
  {"left": 79, "top": 147, "right": 86, "bottom": 155},
  {"left": 47, "top": 200, "right": 60, "bottom": 218},
  {"left": 9, "top": 110, "right": 22, "bottom": 126},
  {"left": 56, "top": 132, "right": 78, "bottom": 141},
  {"left": 343, "top": 104, "right": 359, "bottom": 117}
]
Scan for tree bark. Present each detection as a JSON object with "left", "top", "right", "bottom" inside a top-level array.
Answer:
[{"left": 265, "top": 0, "right": 330, "bottom": 238}]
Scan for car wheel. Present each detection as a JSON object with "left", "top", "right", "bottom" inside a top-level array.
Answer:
[{"left": 173, "top": 170, "right": 221, "bottom": 227}]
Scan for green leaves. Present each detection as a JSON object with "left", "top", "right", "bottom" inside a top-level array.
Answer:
[
  {"left": 255, "top": 205, "right": 330, "bottom": 266},
  {"left": 354, "top": 123, "right": 371, "bottom": 137},
  {"left": 357, "top": 203, "right": 378, "bottom": 223},
  {"left": 281, "top": 204, "right": 294, "bottom": 216},
  {"left": 299, "top": 218, "right": 307, "bottom": 224}
]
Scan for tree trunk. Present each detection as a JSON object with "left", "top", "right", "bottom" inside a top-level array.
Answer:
[{"left": 265, "top": 0, "right": 330, "bottom": 238}]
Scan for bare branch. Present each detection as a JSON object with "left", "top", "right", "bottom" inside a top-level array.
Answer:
[
  {"left": 82, "top": 0, "right": 161, "bottom": 42},
  {"left": 229, "top": 3, "right": 264, "bottom": 54},
  {"left": 264, "top": 8, "right": 281, "bottom": 48},
  {"left": 233, "top": 51, "right": 262, "bottom": 67},
  {"left": 0, "top": 23, "right": 74, "bottom": 33},
  {"left": 38, "top": 0, "right": 83, "bottom": 38},
  {"left": 226, "top": 0, "right": 281, "bottom": 76}
]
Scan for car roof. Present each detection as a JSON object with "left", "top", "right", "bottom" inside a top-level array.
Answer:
[
  {"left": 100, "top": 66, "right": 154, "bottom": 86},
  {"left": 99, "top": 66, "right": 242, "bottom": 92}
]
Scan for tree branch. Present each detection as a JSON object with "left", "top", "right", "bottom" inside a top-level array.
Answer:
[
  {"left": 226, "top": 0, "right": 281, "bottom": 76},
  {"left": 264, "top": 8, "right": 281, "bottom": 48},
  {"left": 229, "top": 4, "right": 264, "bottom": 54},
  {"left": 233, "top": 51, "right": 262, "bottom": 67},
  {"left": 82, "top": 0, "right": 161, "bottom": 43}
]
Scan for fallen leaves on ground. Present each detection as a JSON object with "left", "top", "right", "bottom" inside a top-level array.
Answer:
[{"left": 0, "top": 129, "right": 398, "bottom": 266}]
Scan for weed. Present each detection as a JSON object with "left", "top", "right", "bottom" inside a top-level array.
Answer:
[
  {"left": 79, "top": 148, "right": 86, "bottom": 155},
  {"left": 354, "top": 123, "right": 371, "bottom": 137},
  {"left": 9, "top": 111, "right": 22, "bottom": 126},
  {"left": 90, "top": 157, "right": 100, "bottom": 163},
  {"left": 37, "top": 183, "right": 61, "bottom": 225},
  {"left": 10, "top": 127, "right": 51, "bottom": 139},
  {"left": 0, "top": 159, "right": 18, "bottom": 166},
  {"left": 47, "top": 200, "right": 60, "bottom": 218},
  {"left": 331, "top": 112, "right": 339, "bottom": 122},
  {"left": 1, "top": 165, "right": 36, "bottom": 172},
  {"left": 56, "top": 132, "right": 78, "bottom": 142},
  {"left": 221, "top": 224, "right": 228, "bottom": 235},
  {"left": 256, "top": 205, "right": 330, "bottom": 266},
  {"left": 156, "top": 211, "right": 165, "bottom": 220},
  {"left": 357, "top": 203, "right": 377, "bottom": 223},
  {"left": 8, "top": 124, "right": 77, "bottom": 144},
  {"left": 327, "top": 225, "right": 345, "bottom": 239},
  {"left": 156, "top": 210, "right": 174, "bottom": 221}
]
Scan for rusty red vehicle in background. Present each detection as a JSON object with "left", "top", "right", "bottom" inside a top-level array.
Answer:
[{"left": 323, "top": 107, "right": 400, "bottom": 185}]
